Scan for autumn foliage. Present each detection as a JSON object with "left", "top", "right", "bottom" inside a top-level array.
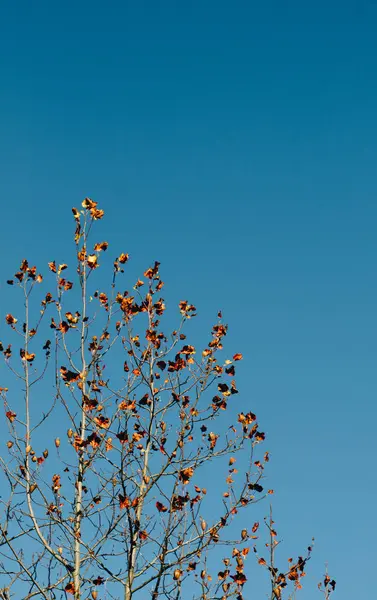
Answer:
[{"left": 0, "top": 199, "right": 335, "bottom": 600}]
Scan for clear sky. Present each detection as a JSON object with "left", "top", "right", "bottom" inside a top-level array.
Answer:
[{"left": 0, "top": 1, "right": 376, "bottom": 598}]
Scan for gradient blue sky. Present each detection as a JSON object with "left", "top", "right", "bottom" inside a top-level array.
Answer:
[{"left": 1, "top": 1, "right": 376, "bottom": 597}]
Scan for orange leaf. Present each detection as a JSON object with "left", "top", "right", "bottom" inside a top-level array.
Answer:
[
  {"left": 118, "top": 253, "right": 129, "bottom": 264},
  {"left": 82, "top": 197, "right": 97, "bottom": 209},
  {"left": 5, "top": 314, "right": 17, "bottom": 325},
  {"left": 65, "top": 582, "right": 76, "bottom": 595},
  {"left": 6, "top": 411, "right": 16, "bottom": 423},
  {"left": 119, "top": 494, "right": 130, "bottom": 509},
  {"left": 94, "top": 241, "right": 109, "bottom": 252},
  {"left": 156, "top": 501, "right": 168, "bottom": 513},
  {"left": 139, "top": 530, "right": 148, "bottom": 541},
  {"left": 87, "top": 254, "right": 99, "bottom": 269},
  {"left": 179, "top": 467, "right": 194, "bottom": 484}
]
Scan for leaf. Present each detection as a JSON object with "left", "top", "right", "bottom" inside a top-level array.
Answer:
[
  {"left": 225, "top": 365, "right": 235, "bottom": 376},
  {"left": 94, "top": 241, "right": 109, "bottom": 252},
  {"left": 82, "top": 197, "right": 97, "bottom": 209},
  {"left": 20, "top": 350, "right": 36, "bottom": 362},
  {"left": 5, "top": 314, "right": 17, "bottom": 325},
  {"left": 51, "top": 474, "right": 61, "bottom": 492},
  {"left": 65, "top": 582, "right": 76, "bottom": 595},
  {"left": 94, "top": 415, "right": 110, "bottom": 429},
  {"left": 179, "top": 300, "right": 196, "bottom": 317},
  {"left": 60, "top": 367, "right": 81, "bottom": 384},
  {"left": 5, "top": 411, "right": 16, "bottom": 423},
  {"left": 238, "top": 412, "right": 256, "bottom": 426},
  {"left": 116, "top": 431, "right": 128, "bottom": 444},
  {"left": 139, "top": 530, "right": 148, "bottom": 541},
  {"left": 119, "top": 399, "right": 136, "bottom": 411},
  {"left": 218, "top": 383, "right": 230, "bottom": 396},
  {"left": 83, "top": 396, "right": 98, "bottom": 412},
  {"left": 233, "top": 353, "right": 243, "bottom": 361},
  {"left": 87, "top": 254, "right": 99, "bottom": 269},
  {"left": 248, "top": 483, "right": 263, "bottom": 493},
  {"left": 87, "top": 433, "right": 101, "bottom": 448},
  {"left": 208, "top": 432, "right": 218, "bottom": 449},
  {"left": 65, "top": 312, "right": 80, "bottom": 324},
  {"left": 218, "top": 570, "right": 230, "bottom": 581},
  {"left": 231, "top": 573, "right": 247, "bottom": 585},
  {"left": 156, "top": 501, "right": 168, "bottom": 513},
  {"left": 61, "top": 279, "right": 73, "bottom": 290},
  {"left": 119, "top": 494, "right": 130, "bottom": 509},
  {"left": 181, "top": 344, "right": 196, "bottom": 355},
  {"left": 91, "top": 208, "right": 105, "bottom": 220},
  {"left": 179, "top": 467, "right": 194, "bottom": 484},
  {"left": 144, "top": 261, "right": 160, "bottom": 279}
]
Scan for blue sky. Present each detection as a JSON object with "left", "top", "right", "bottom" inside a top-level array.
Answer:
[{"left": 0, "top": 1, "right": 376, "bottom": 597}]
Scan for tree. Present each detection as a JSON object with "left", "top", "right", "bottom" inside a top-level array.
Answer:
[{"left": 0, "top": 199, "right": 335, "bottom": 600}]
